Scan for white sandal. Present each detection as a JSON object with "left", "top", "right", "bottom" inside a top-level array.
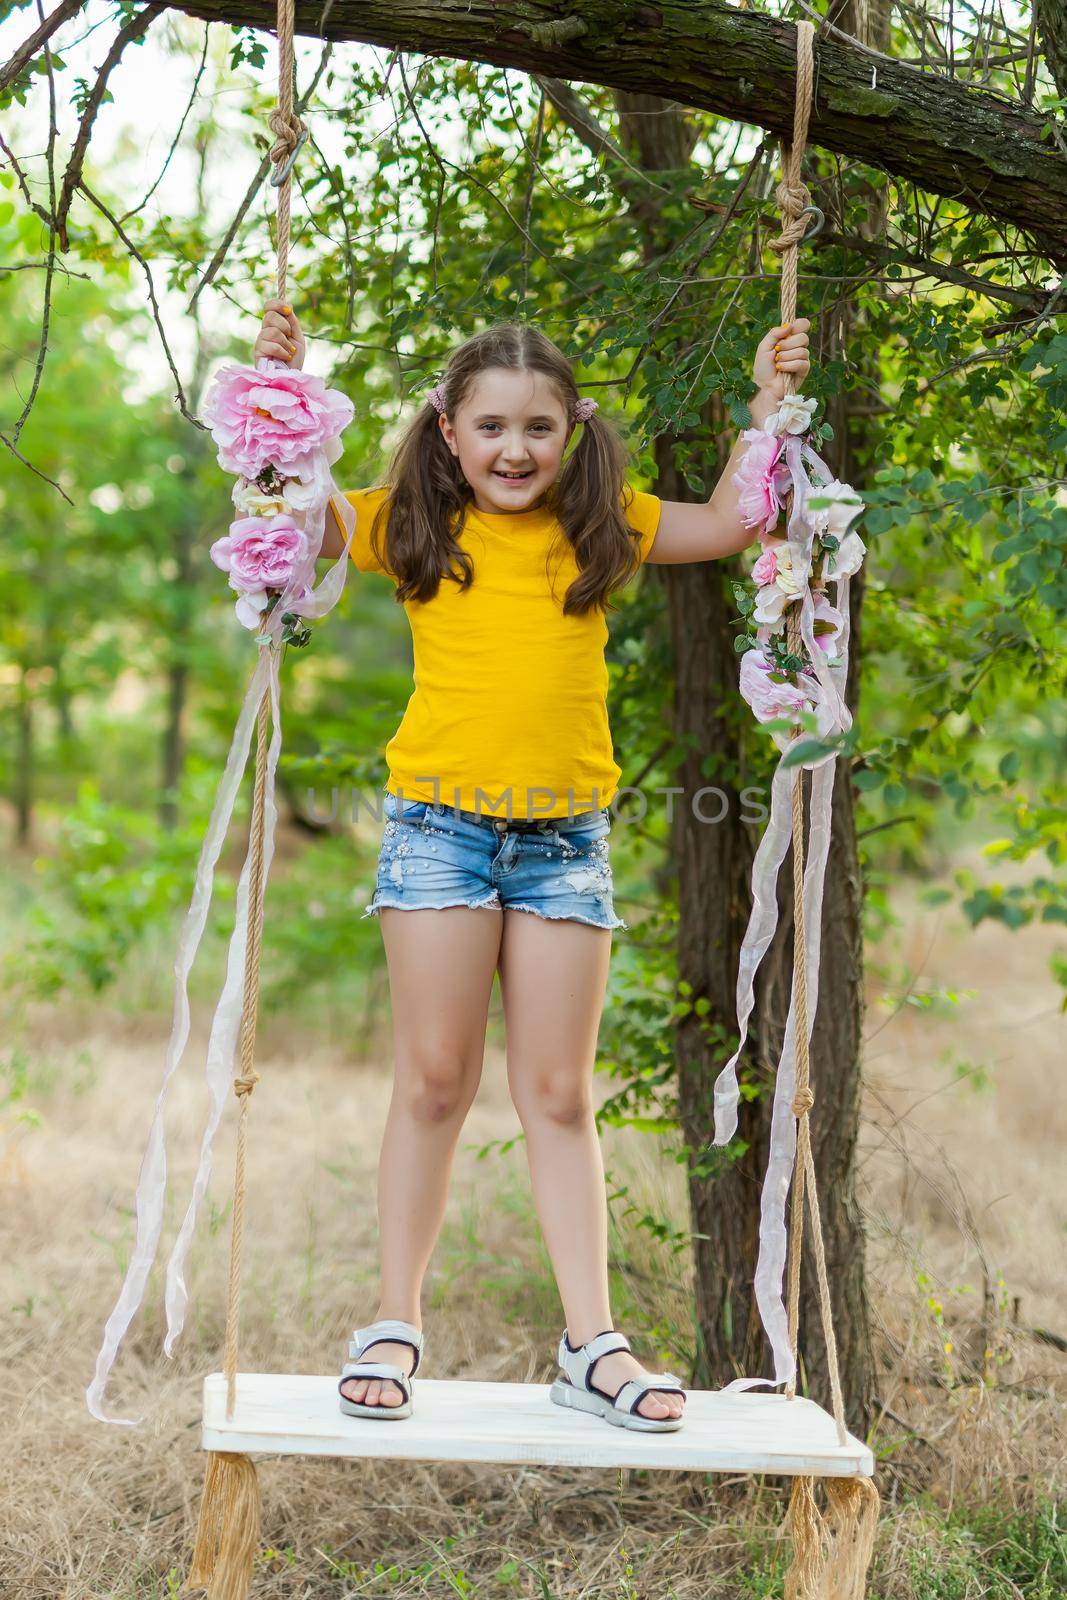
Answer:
[
  {"left": 338, "top": 1317, "right": 424, "bottom": 1420},
  {"left": 549, "top": 1328, "right": 686, "bottom": 1433}
]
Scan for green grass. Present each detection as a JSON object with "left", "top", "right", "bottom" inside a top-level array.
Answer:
[{"left": 903, "top": 1501, "right": 1066, "bottom": 1600}]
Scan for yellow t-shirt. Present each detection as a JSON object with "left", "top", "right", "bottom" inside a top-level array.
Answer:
[{"left": 328, "top": 482, "right": 661, "bottom": 817}]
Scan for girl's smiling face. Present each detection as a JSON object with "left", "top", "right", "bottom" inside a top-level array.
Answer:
[{"left": 438, "top": 367, "right": 572, "bottom": 515}]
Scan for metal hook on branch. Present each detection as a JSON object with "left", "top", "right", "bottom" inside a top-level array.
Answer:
[
  {"left": 799, "top": 203, "right": 825, "bottom": 242},
  {"left": 270, "top": 125, "right": 309, "bottom": 187}
]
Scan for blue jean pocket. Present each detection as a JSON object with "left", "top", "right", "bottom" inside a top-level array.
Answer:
[
  {"left": 554, "top": 807, "right": 611, "bottom": 840},
  {"left": 384, "top": 792, "right": 430, "bottom": 824}
]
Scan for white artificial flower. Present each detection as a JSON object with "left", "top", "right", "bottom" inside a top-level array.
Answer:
[
  {"left": 232, "top": 480, "right": 289, "bottom": 518},
  {"left": 234, "top": 590, "right": 269, "bottom": 630},
  {"left": 753, "top": 583, "right": 789, "bottom": 627},
  {"left": 280, "top": 451, "right": 332, "bottom": 511},
  {"left": 813, "top": 478, "right": 864, "bottom": 536},
  {"left": 763, "top": 393, "right": 818, "bottom": 437},
  {"left": 281, "top": 477, "right": 320, "bottom": 511},
  {"left": 774, "top": 545, "right": 809, "bottom": 597},
  {"left": 822, "top": 528, "right": 867, "bottom": 581}
]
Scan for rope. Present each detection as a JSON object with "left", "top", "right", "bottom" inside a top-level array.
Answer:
[
  {"left": 268, "top": 0, "right": 305, "bottom": 303},
  {"left": 769, "top": 20, "right": 850, "bottom": 1450},
  {"left": 184, "top": 12, "right": 300, "bottom": 1584},
  {"left": 219, "top": 0, "right": 300, "bottom": 1425},
  {"left": 222, "top": 693, "right": 270, "bottom": 1419},
  {"left": 768, "top": 17, "right": 816, "bottom": 328}
]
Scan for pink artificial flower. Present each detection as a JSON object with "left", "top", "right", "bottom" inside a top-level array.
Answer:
[
  {"left": 202, "top": 364, "right": 354, "bottom": 480},
  {"left": 751, "top": 546, "right": 779, "bottom": 586},
  {"left": 732, "top": 429, "right": 791, "bottom": 536},
  {"left": 739, "top": 648, "right": 816, "bottom": 725},
  {"left": 210, "top": 515, "right": 309, "bottom": 595}
]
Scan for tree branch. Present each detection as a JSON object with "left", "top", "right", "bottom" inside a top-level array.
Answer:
[
  {"left": 795, "top": 228, "right": 1055, "bottom": 317},
  {"left": 54, "top": 3, "right": 164, "bottom": 250},
  {"left": 534, "top": 75, "right": 670, "bottom": 200},
  {"left": 0, "top": 0, "right": 87, "bottom": 98},
  {"left": 77, "top": 180, "right": 205, "bottom": 430},
  {"left": 156, "top": 0, "right": 1067, "bottom": 265}
]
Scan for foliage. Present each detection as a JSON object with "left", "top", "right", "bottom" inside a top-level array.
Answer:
[{"left": 0, "top": 0, "right": 1063, "bottom": 1346}]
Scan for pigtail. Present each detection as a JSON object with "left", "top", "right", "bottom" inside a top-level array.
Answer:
[
  {"left": 553, "top": 410, "right": 643, "bottom": 616},
  {"left": 372, "top": 400, "right": 475, "bottom": 604}
]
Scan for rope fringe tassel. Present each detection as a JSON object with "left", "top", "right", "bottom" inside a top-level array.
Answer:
[
  {"left": 184, "top": 1452, "right": 262, "bottom": 1600},
  {"left": 784, "top": 1476, "right": 881, "bottom": 1600}
]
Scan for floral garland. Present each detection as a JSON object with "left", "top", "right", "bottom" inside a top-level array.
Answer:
[
  {"left": 708, "top": 391, "right": 871, "bottom": 1393},
  {"left": 730, "top": 392, "right": 867, "bottom": 747},
  {"left": 201, "top": 359, "right": 354, "bottom": 646},
  {"left": 86, "top": 358, "right": 360, "bottom": 1425}
]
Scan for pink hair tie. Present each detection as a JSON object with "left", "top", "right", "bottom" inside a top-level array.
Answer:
[
  {"left": 427, "top": 384, "right": 446, "bottom": 414},
  {"left": 572, "top": 396, "right": 599, "bottom": 422}
]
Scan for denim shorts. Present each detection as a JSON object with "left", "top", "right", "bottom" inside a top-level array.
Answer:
[{"left": 361, "top": 791, "right": 627, "bottom": 931}]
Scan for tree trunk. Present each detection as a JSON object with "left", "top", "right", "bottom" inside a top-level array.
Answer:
[
  {"left": 160, "top": 655, "right": 188, "bottom": 832},
  {"left": 15, "top": 666, "right": 34, "bottom": 848}
]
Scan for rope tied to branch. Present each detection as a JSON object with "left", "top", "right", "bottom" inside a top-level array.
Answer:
[
  {"left": 768, "top": 13, "right": 817, "bottom": 345},
  {"left": 268, "top": 0, "right": 303, "bottom": 302},
  {"left": 765, "top": 27, "right": 880, "bottom": 1598},
  {"left": 184, "top": 8, "right": 301, "bottom": 1590},
  {"left": 267, "top": 104, "right": 306, "bottom": 166}
]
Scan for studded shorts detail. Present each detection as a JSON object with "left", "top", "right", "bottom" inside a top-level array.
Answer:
[{"left": 362, "top": 791, "right": 627, "bottom": 931}]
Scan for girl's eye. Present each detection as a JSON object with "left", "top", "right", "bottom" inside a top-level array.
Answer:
[{"left": 480, "top": 423, "right": 551, "bottom": 433}]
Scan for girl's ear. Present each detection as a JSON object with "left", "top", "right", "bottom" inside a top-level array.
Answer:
[{"left": 437, "top": 414, "right": 459, "bottom": 456}]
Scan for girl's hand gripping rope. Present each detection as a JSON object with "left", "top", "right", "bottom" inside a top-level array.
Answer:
[
  {"left": 752, "top": 317, "right": 811, "bottom": 403},
  {"left": 254, "top": 298, "right": 306, "bottom": 369}
]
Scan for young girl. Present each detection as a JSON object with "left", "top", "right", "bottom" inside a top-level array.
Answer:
[{"left": 254, "top": 308, "right": 810, "bottom": 1433}]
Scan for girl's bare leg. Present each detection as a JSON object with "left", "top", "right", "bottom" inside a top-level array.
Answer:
[
  {"left": 499, "top": 910, "right": 684, "bottom": 1420},
  {"left": 341, "top": 904, "right": 502, "bottom": 1407}
]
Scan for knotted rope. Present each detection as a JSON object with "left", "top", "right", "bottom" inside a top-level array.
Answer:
[
  {"left": 761, "top": 15, "right": 848, "bottom": 1444},
  {"left": 215, "top": 0, "right": 298, "bottom": 1431},
  {"left": 186, "top": 5, "right": 300, "bottom": 1594},
  {"left": 266, "top": 0, "right": 306, "bottom": 304},
  {"left": 766, "top": 24, "right": 880, "bottom": 1597}
]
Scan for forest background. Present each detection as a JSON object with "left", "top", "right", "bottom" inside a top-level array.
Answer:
[{"left": 1, "top": 1, "right": 1065, "bottom": 1595}]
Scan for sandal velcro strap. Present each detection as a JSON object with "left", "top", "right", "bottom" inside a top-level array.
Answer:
[
  {"left": 557, "top": 1327, "right": 632, "bottom": 1391},
  {"left": 338, "top": 1361, "right": 413, "bottom": 1402},
  {"left": 612, "top": 1374, "right": 686, "bottom": 1415},
  {"left": 348, "top": 1318, "right": 424, "bottom": 1377}
]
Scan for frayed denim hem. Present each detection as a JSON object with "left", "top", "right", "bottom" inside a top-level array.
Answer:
[
  {"left": 505, "top": 903, "right": 628, "bottom": 932},
  {"left": 361, "top": 893, "right": 503, "bottom": 919},
  {"left": 361, "top": 897, "right": 626, "bottom": 930}
]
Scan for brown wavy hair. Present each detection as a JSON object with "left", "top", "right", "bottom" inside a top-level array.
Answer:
[{"left": 365, "top": 323, "right": 647, "bottom": 616}]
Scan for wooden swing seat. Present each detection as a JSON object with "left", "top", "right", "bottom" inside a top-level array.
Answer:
[{"left": 202, "top": 1373, "right": 874, "bottom": 1478}]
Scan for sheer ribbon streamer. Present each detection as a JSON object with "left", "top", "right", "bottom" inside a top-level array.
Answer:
[
  {"left": 86, "top": 445, "right": 358, "bottom": 1426},
  {"left": 713, "top": 427, "right": 855, "bottom": 1391}
]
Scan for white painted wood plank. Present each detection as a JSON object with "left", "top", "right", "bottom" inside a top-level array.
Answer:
[{"left": 202, "top": 1374, "right": 873, "bottom": 1478}]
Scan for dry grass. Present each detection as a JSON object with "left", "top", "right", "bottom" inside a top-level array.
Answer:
[{"left": 1, "top": 858, "right": 1064, "bottom": 1597}]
